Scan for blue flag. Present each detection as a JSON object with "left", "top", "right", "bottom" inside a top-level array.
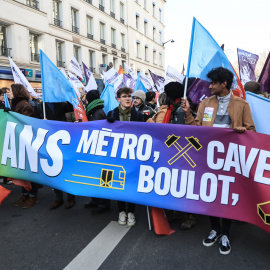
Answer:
[
  {"left": 4, "top": 94, "right": 10, "bottom": 109},
  {"left": 134, "top": 72, "right": 147, "bottom": 93},
  {"left": 246, "top": 92, "right": 270, "bottom": 135},
  {"left": 40, "top": 50, "right": 78, "bottom": 108},
  {"left": 186, "top": 18, "right": 237, "bottom": 86},
  {"left": 100, "top": 84, "right": 119, "bottom": 114}
]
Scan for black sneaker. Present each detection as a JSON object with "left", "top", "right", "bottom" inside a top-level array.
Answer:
[
  {"left": 219, "top": 235, "right": 231, "bottom": 255},
  {"left": 203, "top": 230, "right": 221, "bottom": 247}
]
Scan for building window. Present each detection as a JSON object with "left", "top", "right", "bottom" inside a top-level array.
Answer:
[
  {"left": 159, "top": 31, "right": 162, "bottom": 45},
  {"left": 145, "top": 45, "right": 148, "bottom": 61},
  {"left": 102, "top": 53, "right": 108, "bottom": 65},
  {"left": 159, "top": 8, "right": 162, "bottom": 22},
  {"left": 0, "top": 25, "right": 11, "bottom": 57},
  {"left": 111, "top": 28, "right": 116, "bottom": 48},
  {"left": 113, "top": 57, "right": 118, "bottom": 69},
  {"left": 100, "top": 22, "right": 105, "bottom": 44},
  {"left": 29, "top": 33, "right": 39, "bottom": 62},
  {"left": 153, "top": 27, "right": 156, "bottom": 41},
  {"left": 120, "top": 3, "right": 125, "bottom": 24},
  {"left": 85, "top": 0, "right": 92, "bottom": 4},
  {"left": 144, "top": 0, "right": 147, "bottom": 9},
  {"left": 71, "top": 8, "right": 79, "bottom": 34},
  {"left": 152, "top": 2, "right": 156, "bottom": 17},
  {"left": 136, "top": 41, "right": 140, "bottom": 58},
  {"left": 121, "top": 33, "right": 125, "bottom": 52},
  {"left": 56, "top": 41, "right": 64, "bottom": 67},
  {"left": 136, "top": 14, "right": 140, "bottom": 30},
  {"left": 153, "top": 49, "right": 156, "bottom": 64},
  {"left": 99, "top": 0, "right": 105, "bottom": 12},
  {"left": 89, "top": 50, "right": 95, "bottom": 73},
  {"left": 144, "top": 20, "right": 148, "bottom": 36},
  {"left": 87, "top": 16, "right": 93, "bottom": 40},
  {"left": 52, "top": 0, "right": 62, "bottom": 27},
  {"left": 26, "top": 0, "right": 39, "bottom": 10},
  {"left": 74, "top": 46, "right": 80, "bottom": 62},
  {"left": 110, "top": 0, "right": 115, "bottom": 18},
  {"left": 159, "top": 52, "right": 162, "bottom": 66}
]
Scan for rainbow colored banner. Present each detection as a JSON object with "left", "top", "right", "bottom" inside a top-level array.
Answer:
[{"left": 1, "top": 110, "right": 270, "bottom": 233}]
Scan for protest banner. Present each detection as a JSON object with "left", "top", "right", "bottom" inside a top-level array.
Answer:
[
  {"left": 69, "top": 56, "right": 83, "bottom": 79},
  {"left": 124, "top": 63, "right": 137, "bottom": 80},
  {"left": 103, "top": 68, "right": 123, "bottom": 94},
  {"left": 123, "top": 74, "right": 136, "bottom": 89},
  {"left": 165, "top": 65, "right": 185, "bottom": 85},
  {"left": 149, "top": 70, "right": 165, "bottom": 93},
  {"left": 140, "top": 72, "right": 154, "bottom": 90},
  {"left": 258, "top": 52, "right": 270, "bottom": 94},
  {"left": 82, "top": 62, "right": 98, "bottom": 91},
  {"left": 1, "top": 110, "right": 270, "bottom": 234},
  {"left": 237, "top": 48, "right": 259, "bottom": 86}
]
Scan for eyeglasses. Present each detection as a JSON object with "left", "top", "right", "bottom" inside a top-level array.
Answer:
[
  {"left": 132, "top": 97, "right": 140, "bottom": 100},
  {"left": 120, "top": 95, "right": 132, "bottom": 99}
]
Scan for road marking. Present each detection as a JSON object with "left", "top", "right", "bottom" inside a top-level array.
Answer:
[{"left": 64, "top": 221, "right": 130, "bottom": 270}]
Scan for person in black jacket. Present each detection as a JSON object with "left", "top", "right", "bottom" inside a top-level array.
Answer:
[
  {"left": 107, "top": 87, "right": 143, "bottom": 226},
  {"left": 84, "top": 90, "right": 111, "bottom": 214}
]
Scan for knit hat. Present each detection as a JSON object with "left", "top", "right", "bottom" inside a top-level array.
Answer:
[
  {"left": 86, "top": 90, "right": 100, "bottom": 104},
  {"left": 244, "top": 81, "right": 261, "bottom": 93},
  {"left": 133, "top": 90, "right": 146, "bottom": 102},
  {"left": 164, "top": 81, "right": 184, "bottom": 100}
]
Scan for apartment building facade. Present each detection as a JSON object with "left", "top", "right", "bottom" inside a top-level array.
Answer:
[{"left": 0, "top": 0, "right": 166, "bottom": 91}]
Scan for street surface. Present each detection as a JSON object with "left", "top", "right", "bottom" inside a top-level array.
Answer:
[{"left": 1, "top": 184, "right": 270, "bottom": 270}]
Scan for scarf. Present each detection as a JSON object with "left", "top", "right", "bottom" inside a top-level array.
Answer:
[
  {"left": 118, "top": 105, "right": 131, "bottom": 121},
  {"left": 86, "top": 99, "right": 104, "bottom": 116},
  {"left": 162, "top": 98, "right": 181, "bottom": 123}
]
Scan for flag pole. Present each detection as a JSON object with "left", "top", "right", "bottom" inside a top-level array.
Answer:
[{"left": 42, "top": 100, "right": 46, "bottom": 120}]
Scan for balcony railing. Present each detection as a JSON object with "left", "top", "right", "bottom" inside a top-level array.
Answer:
[
  {"left": 54, "top": 18, "right": 62, "bottom": 28},
  {"left": 57, "top": 60, "right": 65, "bottom": 67},
  {"left": 26, "top": 0, "right": 39, "bottom": 10},
  {"left": 121, "top": 47, "right": 125, "bottom": 53},
  {"left": 0, "top": 46, "right": 11, "bottom": 57},
  {"left": 120, "top": 18, "right": 125, "bottom": 24},
  {"left": 111, "top": 43, "right": 116, "bottom": 49},
  {"left": 87, "top": 33, "right": 94, "bottom": 40},
  {"left": 99, "top": 4, "right": 104, "bottom": 12},
  {"left": 90, "top": 67, "right": 95, "bottom": 73},
  {"left": 31, "top": 53, "right": 40, "bottom": 62},
  {"left": 110, "top": 12, "right": 115, "bottom": 18},
  {"left": 85, "top": 0, "right": 92, "bottom": 4},
  {"left": 100, "top": 39, "right": 105, "bottom": 45},
  {"left": 72, "top": 25, "right": 79, "bottom": 34}
]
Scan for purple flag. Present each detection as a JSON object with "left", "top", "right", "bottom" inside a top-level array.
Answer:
[
  {"left": 82, "top": 62, "right": 91, "bottom": 85},
  {"left": 237, "top": 48, "right": 259, "bottom": 86},
  {"left": 123, "top": 73, "right": 136, "bottom": 89},
  {"left": 149, "top": 69, "right": 165, "bottom": 93},
  {"left": 187, "top": 78, "right": 211, "bottom": 105},
  {"left": 258, "top": 52, "right": 270, "bottom": 94}
]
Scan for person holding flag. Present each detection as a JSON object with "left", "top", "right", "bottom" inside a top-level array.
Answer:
[{"left": 181, "top": 67, "right": 256, "bottom": 255}]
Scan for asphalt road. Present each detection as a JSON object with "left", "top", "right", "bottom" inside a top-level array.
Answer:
[{"left": 1, "top": 183, "right": 270, "bottom": 270}]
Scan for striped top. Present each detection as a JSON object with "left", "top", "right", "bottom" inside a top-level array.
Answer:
[{"left": 213, "top": 92, "right": 231, "bottom": 129}]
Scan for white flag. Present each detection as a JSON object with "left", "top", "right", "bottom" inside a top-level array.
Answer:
[
  {"left": 140, "top": 72, "right": 154, "bottom": 90},
  {"left": 9, "top": 57, "right": 37, "bottom": 97},
  {"left": 86, "top": 72, "right": 98, "bottom": 92},
  {"left": 68, "top": 72, "right": 86, "bottom": 97},
  {"left": 69, "top": 56, "right": 83, "bottom": 79},
  {"left": 165, "top": 65, "right": 185, "bottom": 85},
  {"left": 103, "top": 68, "right": 123, "bottom": 93},
  {"left": 124, "top": 63, "right": 137, "bottom": 80}
]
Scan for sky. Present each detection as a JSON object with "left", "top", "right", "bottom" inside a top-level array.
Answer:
[{"left": 164, "top": 0, "right": 270, "bottom": 73}]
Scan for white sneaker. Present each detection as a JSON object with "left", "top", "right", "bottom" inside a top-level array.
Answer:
[
  {"left": 118, "top": 211, "right": 127, "bottom": 225},
  {"left": 127, "top": 212, "right": 136, "bottom": 226}
]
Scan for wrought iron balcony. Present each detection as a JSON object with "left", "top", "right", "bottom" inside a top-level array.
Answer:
[
  {"left": 57, "top": 60, "right": 65, "bottom": 68},
  {"left": 26, "top": 0, "right": 39, "bottom": 10},
  {"left": 121, "top": 47, "right": 125, "bottom": 53},
  {"left": 0, "top": 46, "right": 11, "bottom": 57},
  {"left": 120, "top": 18, "right": 125, "bottom": 24},
  {"left": 111, "top": 43, "right": 116, "bottom": 49},
  {"left": 100, "top": 39, "right": 105, "bottom": 45},
  {"left": 54, "top": 18, "right": 62, "bottom": 28},
  {"left": 31, "top": 53, "right": 40, "bottom": 62},
  {"left": 110, "top": 12, "right": 115, "bottom": 18},
  {"left": 99, "top": 4, "right": 104, "bottom": 12},
  {"left": 72, "top": 25, "right": 79, "bottom": 34},
  {"left": 87, "top": 33, "right": 94, "bottom": 40}
]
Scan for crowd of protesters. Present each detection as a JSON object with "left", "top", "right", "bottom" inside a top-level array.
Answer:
[{"left": 0, "top": 66, "right": 260, "bottom": 255}]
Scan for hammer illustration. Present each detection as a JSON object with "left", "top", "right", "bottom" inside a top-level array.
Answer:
[{"left": 165, "top": 135, "right": 202, "bottom": 167}]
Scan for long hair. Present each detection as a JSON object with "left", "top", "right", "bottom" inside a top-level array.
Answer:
[{"left": 11, "top": 84, "right": 30, "bottom": 99}]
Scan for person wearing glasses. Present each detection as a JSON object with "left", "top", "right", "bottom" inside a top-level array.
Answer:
[
  {"left": 107, "top": 87, "right": 144, "bottom": 226},
  {"left": 132, "top": 90, "right": 155, "bottom": 118}
]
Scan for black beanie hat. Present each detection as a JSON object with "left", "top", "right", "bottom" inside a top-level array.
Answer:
[
  {"left": 164, "top": 81, "right": 184, "bottom": 99},
  {"left": 86, "top": 90, "right": 100, "bottom": 103}
]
